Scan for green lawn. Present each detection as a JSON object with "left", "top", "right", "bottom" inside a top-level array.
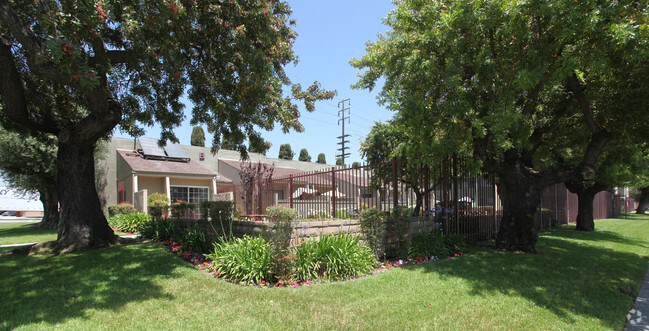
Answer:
[
  {"left": 1, "top": 215, "right": 648, "bottom": 330},
  {"left": 0, "top": 222, "right": 57, "bottom": 245}
]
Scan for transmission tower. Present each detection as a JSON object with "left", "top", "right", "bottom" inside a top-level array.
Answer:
[{"left": 336, "top": 98, "right": 351, "bottom": 166}]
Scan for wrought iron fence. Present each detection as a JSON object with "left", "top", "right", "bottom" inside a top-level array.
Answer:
[{"left": 231, "top": 157, "right": 503, "bottom": 241}]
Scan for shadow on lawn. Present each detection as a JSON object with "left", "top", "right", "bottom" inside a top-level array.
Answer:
[
  {"left": 406, "top": 226, "right": 649, "bottom": 329},
  {"left": 0, "top": 242, "right": 184, "bottom": 329}
]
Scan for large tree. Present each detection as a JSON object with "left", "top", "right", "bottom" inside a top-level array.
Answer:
[
  {"left": 0, "top": 0, "right": 333, "bottom": 252},
  {"left": 353, "top": 0, "right": 649, "bottom": 252},
  {"left": 0, "top": 127, "right": 58, "bottom": 229}
]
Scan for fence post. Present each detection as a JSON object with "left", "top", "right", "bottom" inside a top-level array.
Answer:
[
  {"left": 392, "top": 158, "right": 398, "bottom": 210},
  {"left": 332, "top": 167, "right": 336, "bottom": 218},
  {"left": 289, "top": 175, "right": 293, "bottom": 209},
  {"left": 453, "top": 154, "right": 459, "bottom": 234},
  {"left": 257, "top": 173, "right": 262, "bottom": 215}
]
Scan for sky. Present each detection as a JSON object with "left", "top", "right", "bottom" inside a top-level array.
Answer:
[{"left": 112, "top": 0, "right": 397, "bottom": 166}]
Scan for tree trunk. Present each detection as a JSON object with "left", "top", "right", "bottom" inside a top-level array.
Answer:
[
  {"left": 495, "top": 179, "right": 544, "bottom": 253},
  {"left": 55, "top": 138, "right": 116, "bottom": 252},
  {"left": 35, "top": 182, "right": 58, "bottom": 229},
  {"left": 635, "top": 187, "right": 649, "bottom": 214},
  {"left": 565, "top": 181, "right": 607, "bottom": 231}
]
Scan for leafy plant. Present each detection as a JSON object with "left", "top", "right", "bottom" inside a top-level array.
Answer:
[
  {"left": 293, "top": 233, "right": 377, "bottom": 282},
  {"left": 265, "top": 205, "right": 298, "bottom": 284},
  {"left": 444, "top": 233, "right": 467, "bottom": 255},
  {"left": 148, "top": 192, "right": 170, "bottom": 219},
  {"left": 408, "top": 230, "right": 449, "bottom": 259},
  {"left": 359, "top": 208, "right": 386, "bottom": 258},
  {"left": 107, "top": 202, "right": 137, "bottom": 217},
  {"left": 389, "top": 206, "right": 412, "bottom": 258},
  {"left": 107, "top": 212, "right": 151, "bottom": 234},
  {"left": 140, "top": 217, "right": 179, "bottom": 242},
  {"left": 200, "top": 201, "right": 234, "bottom": 239},
  {"left": 206, "top": 236, "right": 273, "bottom": 283},
  {"left": 170, "top": 201, "right": 195, "bottom": 219},
  {"left": 180, "top": 226, "right": 212, "bottom": 254}
]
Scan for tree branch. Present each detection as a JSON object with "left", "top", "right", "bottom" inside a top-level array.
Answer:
[
  {"left": 0, "top": 41, "right": 61, "bottom": 134},
  {"left": 0, "top": 1, "right": 68, "bottom": 84}
]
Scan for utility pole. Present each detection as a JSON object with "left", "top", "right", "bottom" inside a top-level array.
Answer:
[{"left": 336, "top": 98, "right": 351, "bottom": 166}]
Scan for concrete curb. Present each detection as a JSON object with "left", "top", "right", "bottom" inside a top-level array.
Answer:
[{"left": 625, "top": 265, "right": 649, "bottom": 330}]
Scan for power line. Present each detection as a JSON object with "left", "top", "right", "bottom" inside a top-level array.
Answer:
[{"left": 336, "top": 98, "right": 351, "bottom": 165}]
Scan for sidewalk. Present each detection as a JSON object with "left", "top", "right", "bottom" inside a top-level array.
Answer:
[{"left": 626, "top": 265, "right": 649, "bottom": 330}]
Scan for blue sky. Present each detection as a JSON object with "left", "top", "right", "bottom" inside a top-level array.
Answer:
[{"left": 113, "top": 0, "right": 397, "bottom": 165}]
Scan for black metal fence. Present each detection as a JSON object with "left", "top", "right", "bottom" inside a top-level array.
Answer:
[{"left": 232, "top": 157, "right": 503, "bottom": 241}]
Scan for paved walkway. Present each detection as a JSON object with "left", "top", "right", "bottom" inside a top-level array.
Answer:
[{"left": 626, "top": 265, "right": 649, "bottom": 330}]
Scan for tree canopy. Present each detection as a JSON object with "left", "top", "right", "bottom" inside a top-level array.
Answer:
[
  {"left": 278, "top": 143, "right": 294, "bottom": 160},
  {"left": 353, "top": 0, "right": 649, "bottom": 252},
  {"left": 0, "top": 0, "right": 334, "bottom": 251},
  {"left": 190, "top": 126, "right": 205, "bottom": 147},
  {"left": 316, "top": 153, "right": 326, "bottom": 164},
  {"left": 298, "top": 148, "right": 311, "bottom": 162}
]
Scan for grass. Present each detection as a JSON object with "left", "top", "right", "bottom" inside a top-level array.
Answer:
[
  {"left": 1, "top": 215, "right": 648, "bottom": 330},
  {"left": 0, "top": 222, "right": 57, "bottom": 245}
]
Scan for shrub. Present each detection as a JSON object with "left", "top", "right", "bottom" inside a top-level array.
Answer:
[
  {"left": 359, "top": 208, "right": 386, "bottom": 258},
  {"left": 180, "top": 225, "right": 212, "bottom": 254},
  {"left": 107, "top": 202, "right": 136, "bottom": 217},
  {"left": 140, "top": 217, "right": 179, "bottom": 242},
  {"left": 200, "top": 201, "right": 234, "bottom": 239},
  {"left": 444, "top": 233, "right": 467, "bottom": 255},
  {"left": 293, "top": 233, "right": 377, "bottom": 282},
  {"left": 206, "top": 236, "right": 272, "bottom": 283},
  {"left": 389, "top": 206, "right": 412, "bottom": 258},
  {"left": 265, "top": 205, "right": 298, "bottom": 284},
  {"left": 170, "top": 201, "right": 195, "bottom": 219},
  {"left": 107, "top": 212, "right": 151, "bottom": 234},
  {"left": 148, "top": 192, "right": 169, "bottom": 219},
  {"left": 408, "top": 230, "right": 449, "bottom": 259}
]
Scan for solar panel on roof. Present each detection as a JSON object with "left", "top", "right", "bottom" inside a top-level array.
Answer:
[
  {"left": 138, "top": 137, "right": 166, "bottom": 157},
  {"left": 164, "top": 142, "right": 189, "bottom": 159}
]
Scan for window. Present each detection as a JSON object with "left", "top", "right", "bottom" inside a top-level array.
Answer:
[{"left": 170, "top": 186, "right": 209, "bottom": 218}]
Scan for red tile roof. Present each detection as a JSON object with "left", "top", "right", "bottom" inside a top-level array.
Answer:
[{"left": 118, "top": 150, "right": 231, "bottom": 182}]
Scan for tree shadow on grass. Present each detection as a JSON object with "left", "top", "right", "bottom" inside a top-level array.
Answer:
[
  {"left": 404, "top": 226, "right": 649, "bottom": 329},
  {"left": 0, "top": 242, "right": 186, "bottom": 329}
]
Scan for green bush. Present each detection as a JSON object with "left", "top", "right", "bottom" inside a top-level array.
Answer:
[
  {"left": 293, "top": 233, "right": 377, "bottom": 282},
  {"left": 390, "top": 206, "right": 412, "bottom": 258},
  {"left": 408, "top": 230, "right": 468, "bottom": 258},
  {"left": 180, "top": 226, "right": 212, "bottom": 253},
  {"left": 200, "top": 201, "right": 234, "bottom": 238},
  {"left": 444, "top": 233, "right": 467, "bottom": 255},
  {"left": 140, "top": 217, "right": 179, "bottom": 242},
  {"left": 265, "top": 205, "right": 298, "bottom": 284},
  {"left": 408, "top": 230, "right": 449, "bottom": 259},
  {"left": 206, "top": 236, "right": 272, "bottom": 283},
  {"left": 107, "top": 212, "right": 151, "bottom": 234},
  {"left": 170, "top": 201, "right": 195, "bottom": 219},
  {"left": 359, "top": 208, "right": 386, "bottom": 258},
  {"left": 148, "top": 192, "right": 169, "bottom": 219},
  {"left": 107, "top": 202, "right": 136, "bottom": 217}
]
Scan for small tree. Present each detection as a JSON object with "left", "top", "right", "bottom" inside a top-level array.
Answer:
[
  {"left": 336, "top": 158, "right": 344, "bottom": 166},
  {"left": 239, "top": 162, "right": 275, "bottom": 215},
  {"left": 352, "top": 161, "right": 361, "bottom": 168},
  {"left": 317, "top": 153, "right": 327, "bottom": 164},
  {"left": 298, "top": 148, "right": 311, "bottom": 162},
  {"left": 278, "top": 144, "right": 295, "bottom": 160},
  {"left": 190, "top": 127, "right": 205, "bottom": 147}
]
